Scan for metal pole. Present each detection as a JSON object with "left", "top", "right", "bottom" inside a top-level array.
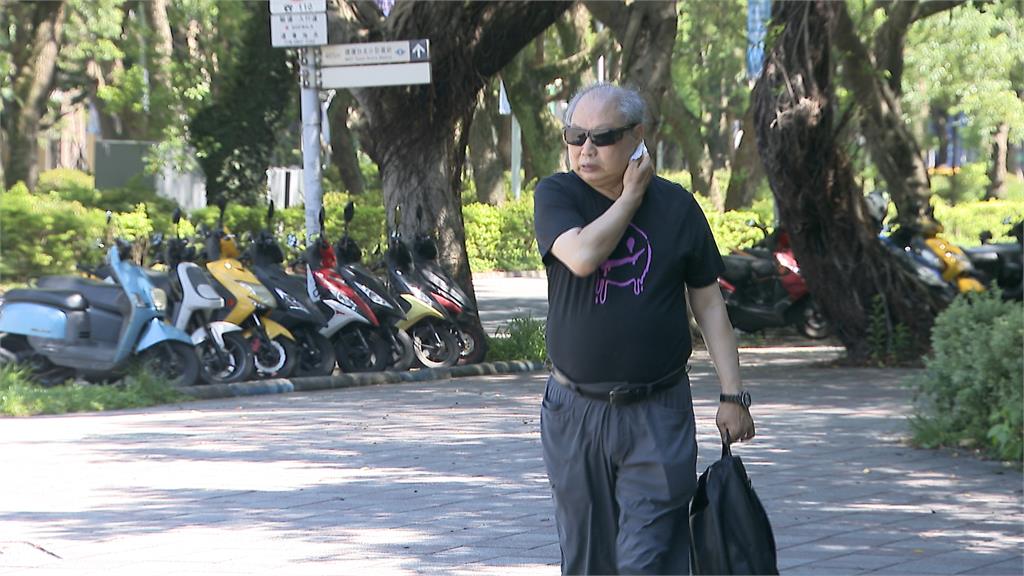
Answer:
[
  {"left": 300, "top": 48, "right": 324, "bottom": 241},
  {"left": 511, "top": 114, "right": 522, "bottom": 200}
]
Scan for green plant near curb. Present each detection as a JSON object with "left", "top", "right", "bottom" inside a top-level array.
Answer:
[
  {"left": 908, "top": 290, "right": 1024, "bottom": 462},
  {"left": 486, "top": 315, "right": 547, "bottom": 363},
  {"left": 0, "top": 364, "right": 186, "bottom": 417},
  {"left": 867, "top": 294, "right": 917, "bottom": 366}
]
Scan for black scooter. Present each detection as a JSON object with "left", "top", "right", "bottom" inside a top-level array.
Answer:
[
  {"left": 965, "top": 219, "right": 1023, "bottom": 301},
  {"left": 245, "top": 203, "right": 336, "bottom": 376}
]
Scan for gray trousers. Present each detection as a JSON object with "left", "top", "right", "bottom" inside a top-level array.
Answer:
[{"left": 541, "top": 375, "right": 698, "bottom": 575}]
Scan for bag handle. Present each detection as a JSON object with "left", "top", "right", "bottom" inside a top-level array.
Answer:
[{"left": 720, "top": 429, "right": 733, "bottom": 459}]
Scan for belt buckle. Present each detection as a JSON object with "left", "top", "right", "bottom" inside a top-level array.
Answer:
[{"left": 608, "top": 387, "right": 630, "bottom": 406}]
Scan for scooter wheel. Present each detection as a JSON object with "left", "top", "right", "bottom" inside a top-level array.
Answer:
[
  {"left": 389, "top": 328, "right": 415, "bottom": 372},
  {"left": 411, "top": 320, "right": 460, "bottom": 369},
  {"left": 142, "top": 341, "right": 201, "bottom": 387},
  {"left": 295, "top": 330, "right": 337, "bottom": 377},
  {"left": 456, "top": 322, "right": 489, "bottom": 365},
  {"left": 797, "top": 301, "right": 830, "bottom": 340},
  {"left": 335, "top": 325, "right": 390, "bottom": 373},
  {"left": 254, "top": 336, "right": 299, "bottom": 379},
  {"left": 199, "top": 332, "right": 254, "bottom": 384}
]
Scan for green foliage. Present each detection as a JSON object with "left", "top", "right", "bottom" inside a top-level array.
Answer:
[
  {"left": 904, "top": 2, "right": 1024, "bottom": 150},
  {"left": 909, "top": 291, "right": 1024, "bottom": 461},
  {"left": 0, "top": 184, "right": 107, "bottom": 281},
  {"left": 189, "top": 3, "right": 296, "bottom": 206},
  {"left": 932, "top": 197, "right": 1024, "bottom": 247},
  {"left": 867, "top": 295, "right": 916, "bottom": 366},
  {"left": 0, "top": 364, "right": 186, "bottom": 417},
  {"left": 37, "top": 168, "right": 95, "bottom": 196},
  {"left": 486, "top": 315, "right": 547, "bottom": 363},
  {"left": 693, "top": 194, "right": 769, "bottom": 254},
  {"left": 463, "top": 195, "right": 543, "bottom": 272},
  {"left": 930, "top": 162, "right": 991, "bottom": 204}
]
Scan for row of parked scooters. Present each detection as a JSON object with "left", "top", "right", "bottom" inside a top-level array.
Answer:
[
  {"left": 716, "top": 191, "right": 1022, "bottom": 339},
  {"left": 0, "top": 201, "right": 487, "bottom": 388}
]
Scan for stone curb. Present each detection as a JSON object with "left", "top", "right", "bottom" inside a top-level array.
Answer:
[{"left": 181, "top": 360, "right": 547, "bottom": 401}]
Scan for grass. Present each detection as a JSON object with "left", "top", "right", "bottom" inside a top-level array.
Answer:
[{"left": 0, "top": 363, "right": 187, "bottom": 417}]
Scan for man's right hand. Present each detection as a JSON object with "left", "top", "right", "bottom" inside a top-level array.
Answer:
[{"left": 621, "top": 150, "right": 654, "bottom": 205}]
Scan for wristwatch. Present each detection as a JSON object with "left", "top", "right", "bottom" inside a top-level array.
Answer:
[{"left": 720, "top": 391, "right": 752, "bottom": 408}]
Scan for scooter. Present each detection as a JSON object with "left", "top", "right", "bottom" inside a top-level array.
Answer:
[
  {"left": 201, "top": 201, "right": 298, "bottom": 379},
  {"left": 965, "top": 219, "right": 1023, "bottom": 301},
  {"left": 155, "top": 209, "right": 255, "bottom": 384},
  {"left": 0, "top": 239, "right": 200, "bottom": 387},
  {"left": 383, "top": 206, "right": 461, "bottom": 368},
  {"left": 409, "top": 205, "right": 489, "bottom": 365},
  {"left": 332, "top": 202, "right": 415, "bottom": 371},
  {"left": 719, "top": 226, "right": 830, "bottom": 339},
  {"left": 245, "top": 202, "right": 335, "bottom": 377}
]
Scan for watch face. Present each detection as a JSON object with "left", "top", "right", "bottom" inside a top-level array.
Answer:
[{"left": 740, "top": 391, "right": 752, "bottom": 407}]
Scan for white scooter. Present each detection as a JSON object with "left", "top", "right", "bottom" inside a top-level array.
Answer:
[{"left": 154, "top": 209, "right": 255, "bottom": 384}]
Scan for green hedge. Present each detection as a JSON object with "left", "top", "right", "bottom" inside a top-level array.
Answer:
[
  {"left": 933, "top": 197, "right": 1024, "bottom": 247},
  {"left": 909, "top": 291, "right": 1024, "bottom": 462}
]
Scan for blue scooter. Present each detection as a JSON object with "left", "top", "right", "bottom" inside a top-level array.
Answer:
[{"left": 0, "top": 240, "right": 201, "bottom": 387}]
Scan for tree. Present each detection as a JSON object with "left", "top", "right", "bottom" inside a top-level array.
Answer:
[
  {"left": 189, "top": 4, "right": 295, "bottom": 206},
  {"left": 1, "top": 1, "right": 67, "bottom": 190},
  {"left": 754, "top": 1, "right": 942, "bottom": 362},
  {"left": 902, "top": 2, "right": 1024, "bottom": 200},
  {"left": 584, "top": 0, "right": 677, "bottom": 166},
  {"left": 831, "top": 1, "right": 964, "bottom": 233},
  {"left": 327, "top": 1, "right": 571, "bottom": 304}
]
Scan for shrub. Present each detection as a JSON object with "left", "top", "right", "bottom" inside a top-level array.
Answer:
[
  {"left": 932, "top": 197, "right": 1024, "bottom": 247},
  {"left": 486, "top": 315, "right": 547, "bottom": 363},
  {"left": 931, "top": 162, "right": 990, "bottom": 205},
  {"left": 909, "top": 290, "right": 1024, "bottom": 461},
  {"left": 463, "top": 203, "right": 501, "bottom": 272},
  {"left": 0, "top": 184, "right": 107, "bottom": 281}
]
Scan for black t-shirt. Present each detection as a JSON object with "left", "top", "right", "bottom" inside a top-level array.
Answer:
[{"left": 534, "top": 171, "right": 725, "bottom": 384}]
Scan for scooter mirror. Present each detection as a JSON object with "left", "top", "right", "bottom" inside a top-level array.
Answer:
[
  {"left": 267, "top": 200, "right": 275, "bottom": 225},
  {"left": 172, "top": 208, "right": 181, "bottom": 225},
  {"left": 344, "top": 201, "right": 354, "bottom": 224},
  {"left": 979, "top": 231, "right": 993, "bottom": 245},
  {"left": 216, "top": 198, "right": 227, "bottom": 215},
  {"left": 319, "top": 208, "right": 326, "bottom": 229},
  {"left": 105, "top": 210, "right": 113, "bottom": 225}
]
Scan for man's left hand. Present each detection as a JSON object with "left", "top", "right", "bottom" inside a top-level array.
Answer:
[{"left": 716, "top": 402, "right": 755, "bottom": 445}]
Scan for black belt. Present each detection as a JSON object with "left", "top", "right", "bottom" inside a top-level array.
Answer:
[{"left": 550, "top": 364, "right": 689, "bottom": 407}]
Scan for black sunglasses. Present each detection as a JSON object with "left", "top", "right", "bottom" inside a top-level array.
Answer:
[{"left": 563, "top": 123, "right": 638, "bottom": 147}]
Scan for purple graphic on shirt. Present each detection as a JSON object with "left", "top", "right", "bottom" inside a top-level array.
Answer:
[{"left": 595, "top": 223, "right": 652, "bottom": 304}]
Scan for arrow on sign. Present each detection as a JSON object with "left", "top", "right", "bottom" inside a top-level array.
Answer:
[
  {"left": 412, "top": 43, "right": 426, "bottom": 58},
  {"left": 409, "top": 40, "right": 429, "bottom": 62}
]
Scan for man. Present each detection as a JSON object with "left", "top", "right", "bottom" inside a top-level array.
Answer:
[{"left": 533, "top": 83, "right": 756, "bottom": 575}]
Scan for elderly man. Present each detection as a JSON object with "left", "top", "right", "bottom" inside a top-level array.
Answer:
[{"left": 533, "top": 83, "right": 756, "bottom": 575}]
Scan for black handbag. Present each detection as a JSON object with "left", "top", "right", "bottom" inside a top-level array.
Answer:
[{"left": 689, "top": 441, "right": 779, "bottom": 575}]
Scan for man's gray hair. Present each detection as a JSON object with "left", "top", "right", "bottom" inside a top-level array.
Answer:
[{"left": 563, "top": 83, "right": 646, "bottom": 127}]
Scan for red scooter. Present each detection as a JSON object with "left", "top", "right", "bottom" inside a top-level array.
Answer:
[{"left": 718, "top": 226, "right": 830, "bottom": 339}]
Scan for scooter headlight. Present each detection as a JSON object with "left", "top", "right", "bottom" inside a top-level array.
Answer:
[
  {"left": 323, "top": 283, "right": 358, "bottom": 310},
  {"left": 240, "top": 281, "right": 276, "bottom": 307},
  {"left": 354, "top": 281, "right": 391, "bottom": 309}
]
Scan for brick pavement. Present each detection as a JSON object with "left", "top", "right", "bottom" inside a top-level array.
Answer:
[{"left": 0, "top": 346, "right": 1020, "bottom": 575}]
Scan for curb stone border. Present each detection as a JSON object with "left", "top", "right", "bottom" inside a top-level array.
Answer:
[{"left": 181, "top": 361, "right": 547, "bottom": 401}]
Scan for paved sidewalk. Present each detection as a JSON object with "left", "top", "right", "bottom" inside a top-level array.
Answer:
[{"left": 0, "top": 347, "right": 1021, "bottom": 575}]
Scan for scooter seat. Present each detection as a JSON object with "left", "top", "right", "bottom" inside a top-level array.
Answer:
[
  {"left": 3, "top": 289, "right": 86, "bottom": 311},
  {"left": 35, "top": 276, "right": 129, "bottom": 314}
]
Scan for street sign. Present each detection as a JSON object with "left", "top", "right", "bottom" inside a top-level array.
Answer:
[
  {"left": 320, "top": 39, "right": 430, "bottom": 67},
  {"left": 271, "top": 12, "right": 327, "bottom": 47},
  {"left": 270, "top": 0, "right": 327, "bottom": 14},
  {"left": 320, "top": 62, "right": 431, "bottom": 89}
]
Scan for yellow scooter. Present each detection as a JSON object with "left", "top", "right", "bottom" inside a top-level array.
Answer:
[{"left": 202, "top": 204, "right": 298, "bottom": 378}]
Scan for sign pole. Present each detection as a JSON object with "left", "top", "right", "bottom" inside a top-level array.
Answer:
[{"left": 300, "top": 47, "right": 324, "bottom": 241}]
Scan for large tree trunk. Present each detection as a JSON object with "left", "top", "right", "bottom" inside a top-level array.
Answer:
[
  {"left": 327, "top": 91, "right": 365, "bottom": 196},
  {"left": 583, "top": 0, "right": 677, "bottom": 165},
  {"left": 986, "top": 123, "right": 1010, "bottom": 200},
  {"left": 144, "top": 0, "right": 178, "bottom": 131},
  {"left": 754, "top": 1, "right": 941, "bottom": 363},
  {"left": 330, "top": 1, "right": 571, "bottom": 309},
  {"left": 932, "top": 103, "right": 949, "bottom": 167},
  {"left": 724, "top": 101, "right": 766, "bottom": 212},
  {"left": 3, "top": 1, "right": 66, "bottom": 191}
]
